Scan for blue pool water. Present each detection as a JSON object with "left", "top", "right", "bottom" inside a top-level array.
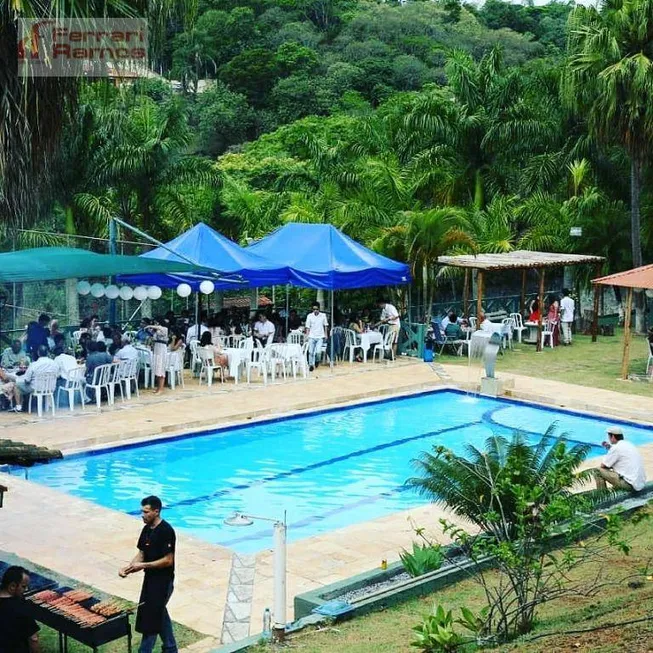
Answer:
[{"left": 21, "top": 390, "right": 653, "bottom": 553}]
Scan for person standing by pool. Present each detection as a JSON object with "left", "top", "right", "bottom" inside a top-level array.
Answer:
[
  {"left": 376, "top": 297, "right": 400, "bottom": 357},
  {"left": 147, "top": 320, "right": 169, "bottom": 394},
  {"left": 559, "top": 288, "right": 575, "bottom": 345},
  {"left": 305, "top": 303, "right": 329, "bottom": 371},
  {"left": 119, "top": 496, "right": 178, "bottom": 653},
  {"left": 594, "top": 427, "right": 646, "bottom": 492}
]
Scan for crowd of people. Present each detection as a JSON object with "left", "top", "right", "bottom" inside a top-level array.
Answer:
[
  {"left": 0, "top": 297, "right": 402, "bottom": 412},
  {"left": 431, "top": 288, "right": 577, "bottom": 351}
]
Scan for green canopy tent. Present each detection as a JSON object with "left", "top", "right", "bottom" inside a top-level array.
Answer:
[{"left": 0, "top": 247, "right": 207, "bottom": 283}]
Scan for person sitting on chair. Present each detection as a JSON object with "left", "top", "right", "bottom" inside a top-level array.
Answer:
[
  {"left": 253, "top": 313, "right": 275, "bottom": 347},
  {"left": 594, "top": 427, "right": 646, "bottom": 492},
  {"left": 199, "top": 331, "right": 229, "bottom": 368},
  {"left": 529, "top": 300, "right": 541, "bottom": 323},
  {"left": 444, "top": 313, "right": 464, "bottom": 340},
  {"left": 1, "top": 340, "right": 30, "bottom": 369}
]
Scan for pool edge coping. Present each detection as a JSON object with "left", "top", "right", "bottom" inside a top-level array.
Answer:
[{"left": 42, "top": 384, "right": 653, "bottom": 462}]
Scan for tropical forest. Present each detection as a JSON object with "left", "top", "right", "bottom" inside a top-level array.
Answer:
[{"left": 2, "top": 0, "right": 653, "bottom": 322}]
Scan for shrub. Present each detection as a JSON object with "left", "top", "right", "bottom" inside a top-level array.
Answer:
[{"left": 400, "top": 542, "right": 444, "bottom": 577}]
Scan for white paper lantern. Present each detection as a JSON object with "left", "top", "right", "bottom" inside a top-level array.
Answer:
[
  {"left": 177, "top": 283, "right": 192, "bottom": 298},
  {"left": 119, "top": 286, "right": 134, "bottom": 301},
  {"left": 105, "top": 284, "right": 120, "bottom": 300},
  {"left": 147, "top": 286, "right": 162, "bottom": 300},
  {"left": 199, "top": 280, "right": 215, "bottom": 295},
  {"left": 133, "top": 286, "right": 148, "bottom": 301},
  {"left": 77, "top": 280, "right": 91, "bottom": 296},
  {"left": 90, "top": 283, "right": 105, "bottom": 298}
]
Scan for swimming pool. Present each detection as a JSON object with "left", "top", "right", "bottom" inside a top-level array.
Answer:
[{"left": 20, "top": 390, "right": 653, "bottom": 553}]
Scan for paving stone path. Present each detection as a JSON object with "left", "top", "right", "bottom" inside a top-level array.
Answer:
[{"left": 221, "top": 553, "right": 257, "bottom": 644}]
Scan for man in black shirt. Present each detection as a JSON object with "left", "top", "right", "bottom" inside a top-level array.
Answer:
[
  {"left": 119, "top": 495, "right": 178, "bottom": 653},
  {"left": 0, "top": 566, "right": 40, "bottom": 653}
]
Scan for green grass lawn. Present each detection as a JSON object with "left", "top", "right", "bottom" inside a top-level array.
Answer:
[
  {"left": 253, "top": 507, "right": 653, "bottom": 652},
  {"left": 444, "top": 329, "right": 653, "bottom": 398}
]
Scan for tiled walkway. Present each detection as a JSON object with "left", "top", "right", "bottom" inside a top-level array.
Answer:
[{"left": 1, "top": 359, "right": 652, "bottom": 650}]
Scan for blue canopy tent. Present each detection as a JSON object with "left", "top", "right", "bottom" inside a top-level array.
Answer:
[
  {"left": 246, "top": 223, "right": 411, "bottom": 368},
  {"left": 246, "top": 223, "right": 410, "bottom": 290},
  {"left": 119, "top": 222, "right": 291, "bottom": 290}
]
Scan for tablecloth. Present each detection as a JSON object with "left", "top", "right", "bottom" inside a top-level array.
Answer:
[{"left": 359, "top": 331, "right": 383, "bottom": 362}]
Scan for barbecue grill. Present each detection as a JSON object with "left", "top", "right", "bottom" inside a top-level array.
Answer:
[{"left": 25, "top": 587, "right": 133, "bottom": 652}]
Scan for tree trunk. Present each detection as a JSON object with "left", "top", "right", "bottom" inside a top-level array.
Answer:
[
  {"left": 422, "top": 265, "right": 430, "bottom": 320},
  {"left": 65, "top": 279, "right": 79, "bottom": 328},
  {"left": 474, "top": 169, "right": 484, "bottom": 210},
  {"left": 631, "top": 156, "right": 646, "bottom": 333}
]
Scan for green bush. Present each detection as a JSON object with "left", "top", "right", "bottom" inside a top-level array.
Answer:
[{"left": 400, "top": 542, "right": 444, "bottom": 577}]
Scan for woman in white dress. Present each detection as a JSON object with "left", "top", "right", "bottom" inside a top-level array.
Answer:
[{"left": 147, "top": 320, "right": 169, "bottom": 394}]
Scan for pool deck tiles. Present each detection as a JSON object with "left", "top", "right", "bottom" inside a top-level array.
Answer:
[{"left": 1, "top": 359, "right": 653, "bottom": 648}]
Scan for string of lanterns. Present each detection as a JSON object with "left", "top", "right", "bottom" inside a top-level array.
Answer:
[{"left": 76, "top": 280, "right": 215, "bottom": 300}]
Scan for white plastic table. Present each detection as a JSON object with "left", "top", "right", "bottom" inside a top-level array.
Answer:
[
  {"left": 359, "top": 331, "right": 383, "bottom": 362},
  {"left": 224, "top": 347, "right": 248, "bottom": 383}
]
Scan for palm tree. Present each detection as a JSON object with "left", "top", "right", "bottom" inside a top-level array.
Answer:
[
  {"left": 405, "top": 208, "right": 476, "bottom": 319},
  {"left": 406, "top": 425, "right": 594, "bottom": 541},
  {"left": 564, "top": 0, "right": 653, "bottom": 330},
  {"left": 0, "top": 0, "right": 193, "bottom": 229}
]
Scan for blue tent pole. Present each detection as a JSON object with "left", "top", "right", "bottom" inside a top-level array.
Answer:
[
  {"left": 285, "top": 285, "right": 289, "bottom": 336},
  {"left": 330, "top": 290, "right": 334, "bottom": 372}
]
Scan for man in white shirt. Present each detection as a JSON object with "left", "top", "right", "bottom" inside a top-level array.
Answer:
[
  {"left": 595, "top": 426, "right": 646, "bottom": 492},
  {"left": 186, "top": 320, "right": 209, "bottom": 343},
  {"left": 115, "top": 336, "right": 139, "bottom": 362},
  {"left": 305, "top": 303, "right": 329, "bottom": 371},
  {"left": 253, "top": 313, "right": 275, "bottom": 347},
  {"left": 53, "top": 346, "right": 78, "bottom": 379},
  {"left": 13, "top": 345, "right": 59, "bottom": 410},
  {"left": 377, "top": 298, "right": 400, "bottom": 356},
  {"left": 559, "top": 288, "right": 575, "bottom": 345}
]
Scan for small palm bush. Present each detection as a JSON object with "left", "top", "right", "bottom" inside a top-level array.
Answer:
[
  {"left": 406, "top": 424, "right": 628, "bottom": 642},
  {"left": 406, "top": 424, "right": 595, "bottom": 540}
]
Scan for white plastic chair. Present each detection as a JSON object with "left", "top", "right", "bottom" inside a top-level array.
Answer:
[
  {"left": 29, "top": 371, "right": 57, "bottom": 417},
  {"left": 647, "top": 340, "right": 653, "bottom": 379},
  {"left": 86, "top": 363, "right": 112, "bottom": 411},
  {"left": 225, "top": 334, "right": 244, "bottom": 348},
  {"left": 541, "top": 319, "right": 556, "bottom": 349},
  {"left": 246, "top": 347, "right": 268, "bottom": 384},
  {"left": 71, "top": 330, "right": 84, "bottom": 346},
  {"left": 188, "top": 339, "right": 201, "bottom": 376},
  {"left": 468, "top": 316, "right": 478, "bottom": 331},
  {"left": 372, "top": 329, "right": 396, "bottom": 363},
  {"left": 268, "top": 345, "right": 288, "bottom": 381},
  {"left": 342, "top": 329, "right": 364, "bottom": 363},
  {"left": 57, "top": 366, "right": 85, "bottom": 412},
  {"left": 106, "top": 362, "right": 122, "bottom": 404},
  {"left": 137, "top": 347, "right": 153, "bottom": 388},
  {"left": 198, "top": 346, "right": 224, "bottom": 386},
  {"left": 501, "top": 318, "right": 515, "bottom": 350},
  {"left": 119, "top": 357, "right": 140, "bottom": 400},
  {"left": 288, "top": 331, "right": 305, "bottom": 345},
  {"left": 166, "top": 348, "right": 185, "bottom": 390},
  {"left": 509, "top": 312, "right": 527, "bottom": 343}
]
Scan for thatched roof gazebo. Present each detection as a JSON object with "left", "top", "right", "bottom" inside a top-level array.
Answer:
[
  {"left": 593, "top": 263, "right": 653, "bottom": 379},
  {"left": 437, "top": 251, "right": 605, "bottom": 351}
]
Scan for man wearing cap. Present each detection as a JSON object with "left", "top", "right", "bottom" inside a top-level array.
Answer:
[{"left": 594, "top": 427, "right": 646, "bottom": 492}]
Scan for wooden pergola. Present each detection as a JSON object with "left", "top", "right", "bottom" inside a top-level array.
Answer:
[
  {"left": 593, "top": 263, "right": 653, "bottom": 379},
  {"left": 437, "top": 251, "right": 605, "bottom": 351}
]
